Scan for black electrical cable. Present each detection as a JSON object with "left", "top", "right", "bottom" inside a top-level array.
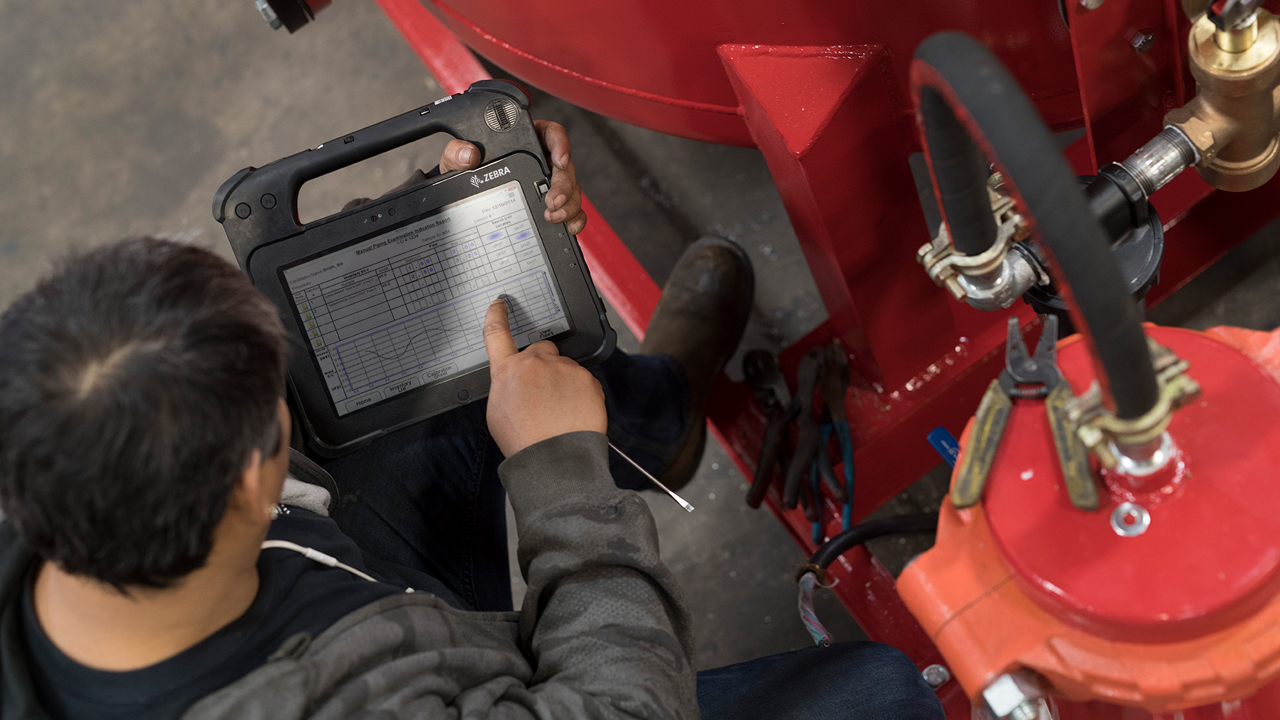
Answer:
[
  {"left": 807, "top": 513, "right": 939, "bottom": 571},
  {"left": 912, "top": 32, "right": 1159, "bottom": 420}
]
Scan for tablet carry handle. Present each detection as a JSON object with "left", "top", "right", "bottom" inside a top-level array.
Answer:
[{"left": 214, "top": 80, "right": 544, "bottom": 265}]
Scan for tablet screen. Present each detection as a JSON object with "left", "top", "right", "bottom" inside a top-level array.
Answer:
[{"left": 282, "top": 180, "right": 568, "bottom": 416}]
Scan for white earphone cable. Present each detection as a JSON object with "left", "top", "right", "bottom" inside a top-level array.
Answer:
[{"left": 261, "top": 540, "right": 379, "bottom": 583}]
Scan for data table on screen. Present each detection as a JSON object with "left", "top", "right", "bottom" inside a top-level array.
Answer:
[{"left": 283, "top": 180, "right": 568, "bottom": 415}]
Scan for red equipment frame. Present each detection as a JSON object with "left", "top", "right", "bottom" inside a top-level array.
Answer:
[{"left": 371, "top": 0, "right": 1280, "bottom": 715}]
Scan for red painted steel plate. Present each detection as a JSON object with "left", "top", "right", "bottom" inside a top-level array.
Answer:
[
  {"left": 985, "top": 327, "right": 1280, "bottom": 643},
  {"left": 418, "top": 0, "right": 1083, "bottom": 145}
]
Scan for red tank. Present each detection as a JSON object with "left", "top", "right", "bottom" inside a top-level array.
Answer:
[{"left": 417, "top": 0, "right": 1083, "bottom": 145}]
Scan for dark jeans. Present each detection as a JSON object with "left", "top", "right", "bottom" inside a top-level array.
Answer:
[
  {"left": 699, "top": 643, "right": 945, "bottom": 720},
  {"left": 316, "top": 350, "right": 944, "bottom": 720},
  {"left": 317, "top": 350, "right": 688, "bottom": 611}
]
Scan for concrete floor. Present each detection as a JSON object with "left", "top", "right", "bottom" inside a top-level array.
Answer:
[{"left": 5, "top": 0, "right": 1280, "bottom": 677}]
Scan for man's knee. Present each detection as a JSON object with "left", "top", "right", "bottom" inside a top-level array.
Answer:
[
  {"left": 825, "top": 642, "right": 945, "bottom": 720},
  {"left": 698, "top": 642, "right": 945, "bottom": 720},
  {"left": 774, "top": 642, "right": 944, "bottom": 720},
  {"left": 830, "top": 640, "right": 919, "bottom": 674}
]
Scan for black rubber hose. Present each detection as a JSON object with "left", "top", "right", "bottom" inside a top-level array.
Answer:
[
  {"left": 912, "top": 33, "right": 1159, "bottom": 420},
  {"left": 920, "top": 88, "right": 999, "bottom": 255},
  {"left": 808, "top": 513, "right": 939, "bottom": 570}
]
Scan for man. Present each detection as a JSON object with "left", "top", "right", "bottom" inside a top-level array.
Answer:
[{"left": 0, "top": 127, "right": 944, "bottom": 719}]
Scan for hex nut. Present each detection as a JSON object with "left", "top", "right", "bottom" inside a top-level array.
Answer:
[{"left": 982, "top": 672, "right": 1043, "bottom": 719}]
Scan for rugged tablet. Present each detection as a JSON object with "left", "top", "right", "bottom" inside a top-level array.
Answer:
[{"left": 213, "top": 80, "right": 615, "bottom": 456}]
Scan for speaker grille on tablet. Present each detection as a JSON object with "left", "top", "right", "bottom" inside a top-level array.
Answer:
[{"left": 484, "top": 99, "right": 520, "bottom": 133}]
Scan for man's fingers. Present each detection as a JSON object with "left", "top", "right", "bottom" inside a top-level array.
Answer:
[
  {"left": 546, "top": 159, "right": 576, "bottom": 211},
  {"left": 440, "top": 139, "right": 480, "bottom": 173},
  {"left": 523, "top": 339, "right": 561, "bottom": 357},
  {"left": 534, "top": 119, "right": 570, "bottom": 170},
  {"left": 483, "top": 298, "right": 518, "bottom": 363},
  {"left": 544, "top": 165, "right": 580, "bottom": 221},
  {"left": 552, "top": 185, "right": 583, "bottom": 223},
  {"left": 545, "top": 188, "right": 583, "bottom": 226},
  {"left": 531, "top": 118, "right": 585, "bottom": 231}
]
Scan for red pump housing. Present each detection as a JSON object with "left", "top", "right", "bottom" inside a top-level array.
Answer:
[{"left": 899, "top": 324, "right": 1280, "bottom": 718}]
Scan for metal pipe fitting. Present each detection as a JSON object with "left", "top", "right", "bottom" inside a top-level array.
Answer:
[
  {"left": 1067, "top": 341, "right": 1200, "bottom": 470},
  {"left": 1217, "top": 11, "right": 1260, "bottom": 52},
  {"left": 957, "top": 245, "right": 1042, "bottom": 312},
  {"left": 916, "top": 178, "right": 1040, "bottom": 310},
  {"left": 1165, "top": 9, "right": 1280, "bottom": 192},
  {"left": 1119, "top": 127, "right": 1200, "bottom": 197},
  {"left": 1112, "top": 431, "right": 1178, "bottom": 476}
]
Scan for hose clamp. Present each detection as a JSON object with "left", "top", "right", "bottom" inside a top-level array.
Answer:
[
  {"left": 1065, "top": 339, "right": 1201, "bottom": 469},
  {"left": 917, "top": 179, "right": 1033, "bottom": 304}
]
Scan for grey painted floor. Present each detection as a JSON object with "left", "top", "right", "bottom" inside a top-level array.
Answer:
[{"left": 4, "top": 0, "right": 1280, "bottom": 677}]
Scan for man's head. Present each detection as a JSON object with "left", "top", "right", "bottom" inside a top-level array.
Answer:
[{"left": 0, "top": 238, "right": 290, "bottom": 589}]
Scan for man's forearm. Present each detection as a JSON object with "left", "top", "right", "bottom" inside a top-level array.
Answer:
[{"left": 499, "top": 431, "right": 698, "bottom": 719}]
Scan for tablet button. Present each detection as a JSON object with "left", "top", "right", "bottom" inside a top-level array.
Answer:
[
  {"left": 528, "top": 323, "right": 565, "bottom": 344},
  {"left": 420, "top": 363, "right": 457, "bottom": 384},
  {"left": 383, "top": 377, "right": 418, "bottom": 397},
  {"left": 235, "top": 203, "right": 252, "bottom": 219},
  {"left": 457, "top": 389, "right": 470, "bottom": 402},
  {"left": 345, "top": 392, "right": 382, "bottom": 412}
]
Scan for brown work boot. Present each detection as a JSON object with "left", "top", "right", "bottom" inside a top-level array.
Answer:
[{"left": 641, "top": 237, "right": 755, "bottom": 490}]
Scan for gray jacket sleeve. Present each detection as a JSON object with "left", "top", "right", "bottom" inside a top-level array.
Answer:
[
  {"left": 181, "top": 431, "right": 698, "bottom": 720},
  {"left": 499, "top": 431, "right": 698, "bottom": 718}
]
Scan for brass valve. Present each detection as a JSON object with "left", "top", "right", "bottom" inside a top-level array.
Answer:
[{"left": 1165, "top": 9, "right": 1280, "bottom": 192}]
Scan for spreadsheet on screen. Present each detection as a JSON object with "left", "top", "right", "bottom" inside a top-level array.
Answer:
[{"left": 282, "top": 180, "right": 567, "bottom": 416}]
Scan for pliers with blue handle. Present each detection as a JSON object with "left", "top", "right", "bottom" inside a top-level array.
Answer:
[{"left": 815, "top": 343, "right": 855, "bottom": 540}]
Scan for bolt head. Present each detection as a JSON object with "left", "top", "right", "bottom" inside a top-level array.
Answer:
[
  {"left": 1131, "top": 32, "right": 1155, "bottom": 53},
  {"left": 922, "top": 664, "right": 951, "bottom": 689}
]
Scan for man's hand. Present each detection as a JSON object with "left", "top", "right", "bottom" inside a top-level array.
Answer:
[
  {"left": 483, "top": 297, "right": 606, "bottom": 456},
  {"left": 437, "top": 119, "right": 587, "bottom": 235}
]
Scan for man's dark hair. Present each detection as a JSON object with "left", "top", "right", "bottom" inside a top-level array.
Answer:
[{"left": 0, "top": 238, "right": 289, "bottom": 588}]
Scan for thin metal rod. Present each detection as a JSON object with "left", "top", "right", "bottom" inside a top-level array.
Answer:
[{"left": 608, "top": 441, "right": 695, "bottom": 512}]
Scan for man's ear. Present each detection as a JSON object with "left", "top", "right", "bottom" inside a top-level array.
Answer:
[
  {"left": 229, "top": 448, "right": 272, "bottom": 525},
  {"left": 263, "top": 398, "right": 291, "bottom": 501},
  {"left": 230, "top": 401, "right": 292, "bottom": 526}
]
